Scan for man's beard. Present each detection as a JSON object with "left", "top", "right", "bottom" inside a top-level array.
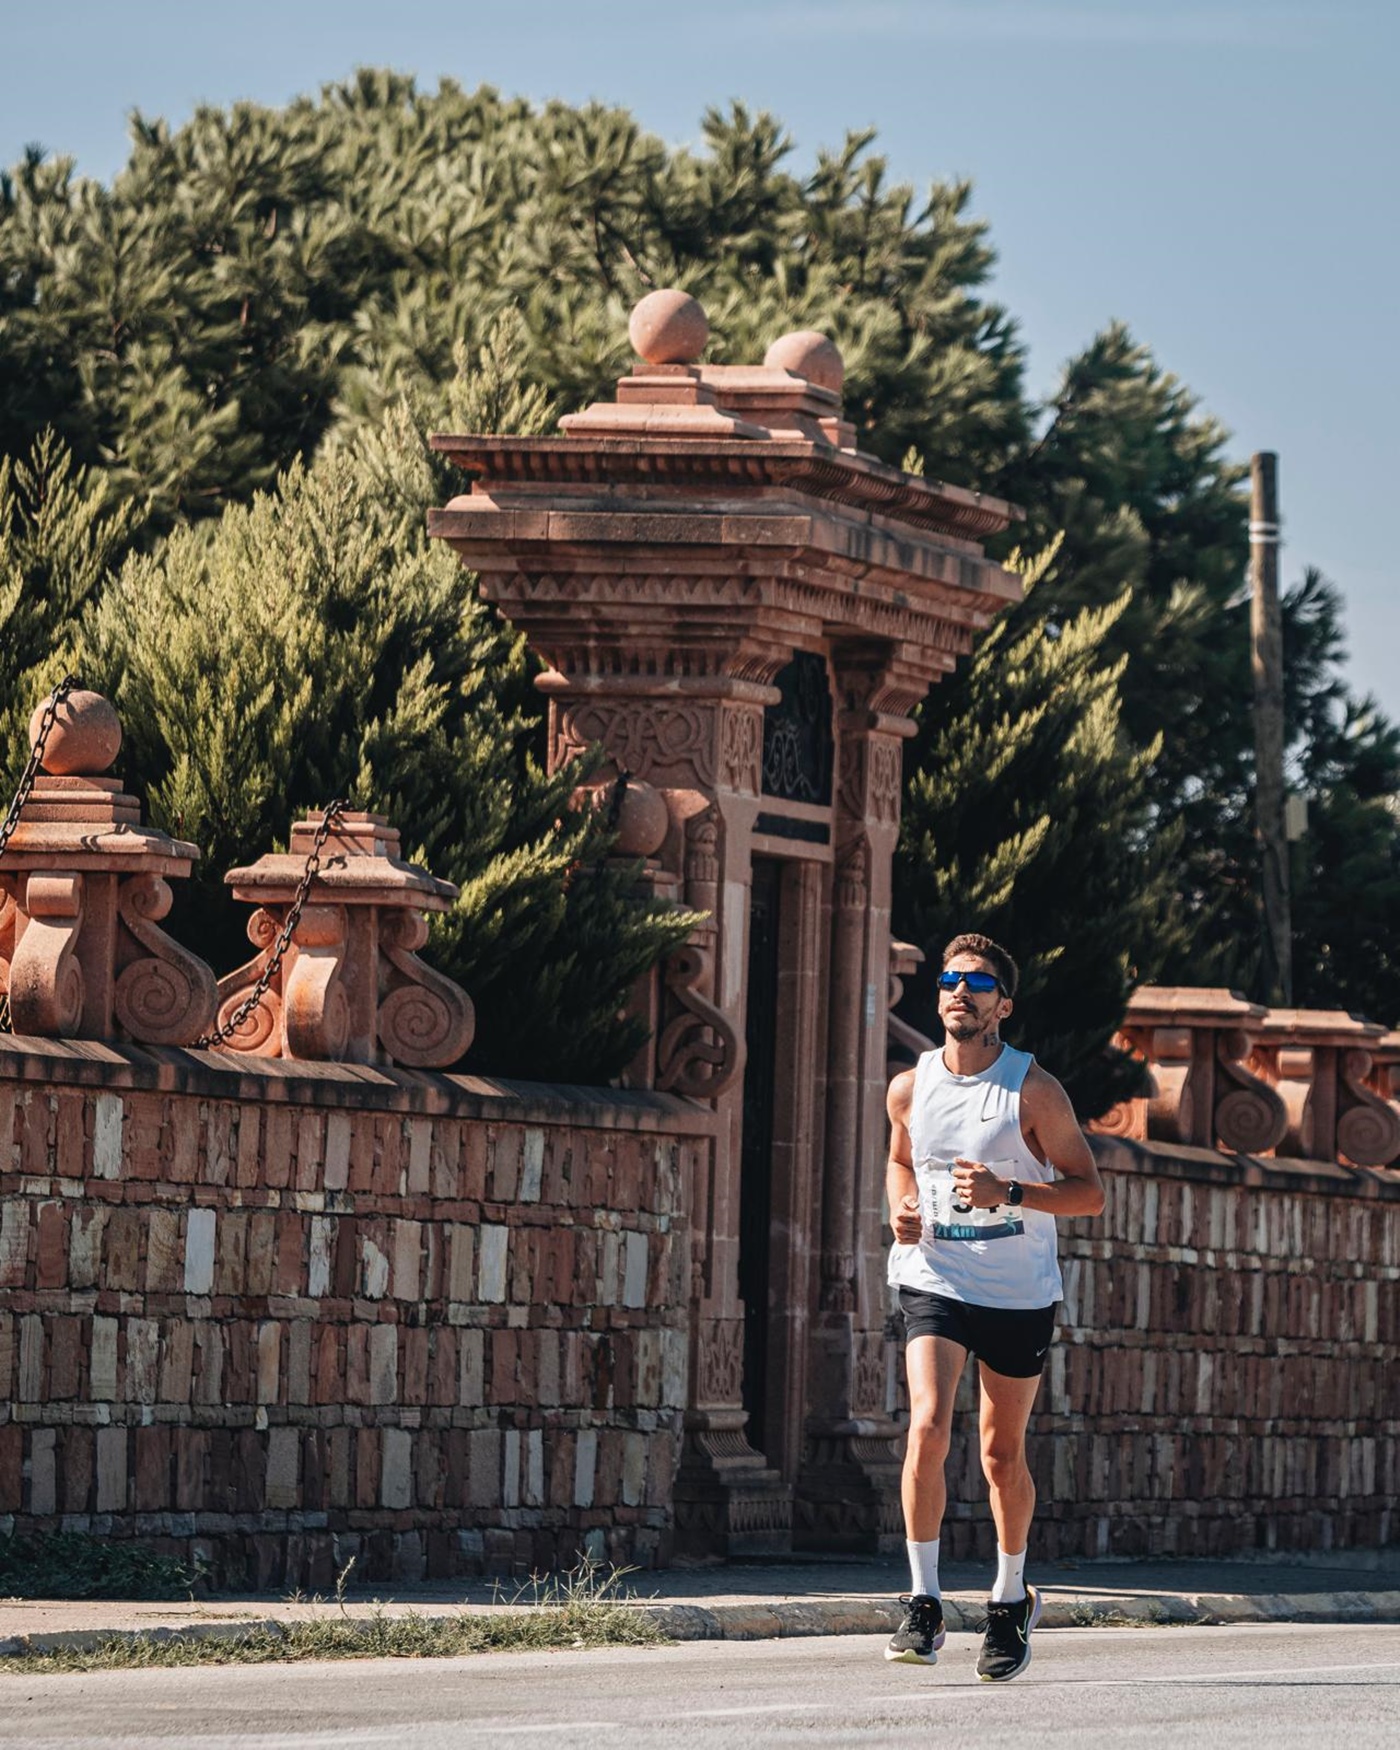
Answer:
[{"left": 946, "top": 1015, "right": 986, "bottom": 1043}]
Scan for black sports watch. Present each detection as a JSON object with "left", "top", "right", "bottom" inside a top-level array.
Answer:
[{"left": 1005, "top": 1180, "right": 1024, "bottom": 1207}]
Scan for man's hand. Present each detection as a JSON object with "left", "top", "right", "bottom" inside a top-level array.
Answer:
[
  {"left": 892, "top": 1190, "right": 922, "bottom": 1243},
  {"left": 951, "top": 1157, "right": 1008, "bottom": 1209}
]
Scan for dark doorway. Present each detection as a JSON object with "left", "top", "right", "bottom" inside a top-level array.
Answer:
[{"left": 739, "top": 856, "right": 783, "bottom": 1459}]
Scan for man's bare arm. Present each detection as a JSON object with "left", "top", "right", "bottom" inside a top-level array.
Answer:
[
  {"left": 885, "top": 1069, "right": 922, "bottom": 1242},
  {"left": 950, "top": 1064, "right": 1105, "bottom": 1216}
]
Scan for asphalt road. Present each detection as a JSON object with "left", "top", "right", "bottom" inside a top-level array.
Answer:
[{"left": 2, "top": 1624, "right": 1398, "bottom": 1749}]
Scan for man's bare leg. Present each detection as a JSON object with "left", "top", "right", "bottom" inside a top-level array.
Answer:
[
  {"left": 901, "top": 1334, "right": 966, "bottom": 1541},
  {"left": 976, "top": 1362, "right": 1042, "bottom": 1568}
]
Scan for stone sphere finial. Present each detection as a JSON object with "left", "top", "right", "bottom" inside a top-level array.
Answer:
[
  {"left": 629, "top": 289, "right": 709, "bottom": 366},
  {"left": 29, "top": 688, "right": 123, "bottom": 776},
  {"left": 577, "top": 776, "right": 670, "bottom": 859},
  {"left": 764, "top": 330, "right": 845, "bottom": 394}
]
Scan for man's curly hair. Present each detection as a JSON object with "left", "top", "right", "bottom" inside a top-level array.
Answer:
[{"left": 941, "top": 932, "right": 1019, "bottom": 997}]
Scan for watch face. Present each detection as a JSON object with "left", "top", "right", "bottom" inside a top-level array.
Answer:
[{"left": 1008, "top": 1181, "right": 1023, "bottom": 1205}]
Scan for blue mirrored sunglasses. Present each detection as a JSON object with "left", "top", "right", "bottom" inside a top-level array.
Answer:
[{"left": 937, "top": 969, "right": 1002, "bottom": 994}]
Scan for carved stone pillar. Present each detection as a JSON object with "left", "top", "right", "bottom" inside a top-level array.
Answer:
[
  {"left": 0, "top": 690, "right": 217, "bottom": 1047},
  {"left": 217, "top": 811, "right": 473, "bottom": 1068},
  {"left": 430, "top": 288, "right": 1023, "bottom": 1556},
  {"left": 795, "top": 654, "right": 912, "bottom": 1551}
]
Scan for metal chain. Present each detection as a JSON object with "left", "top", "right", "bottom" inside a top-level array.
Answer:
[
  {"left": 0, "top": 674, "right": 80, "bottom": 864},
  {"left": 196, "top": 799, "right": 352, "bottom": 1049},
  {"left": 0, "top": 675, "right": 81, "bottom": 1035}
]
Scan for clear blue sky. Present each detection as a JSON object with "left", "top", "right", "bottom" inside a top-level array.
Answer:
[{"left": 5, "top": 1, "right": 1396, "bottom": 717}]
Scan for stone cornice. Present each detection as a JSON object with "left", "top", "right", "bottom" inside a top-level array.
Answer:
[{"left": 428, "top": 435, "right": 1020, "bottom": 543}]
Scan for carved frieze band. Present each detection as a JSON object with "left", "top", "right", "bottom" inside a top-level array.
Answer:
[{"left": 552, "top": 700, "right": 718, "bottom": 788}]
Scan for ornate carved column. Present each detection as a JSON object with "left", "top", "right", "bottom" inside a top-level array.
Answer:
[
  {"left": 797, "top": 653, "right": 916, "bottom": 1550},
  {"left": 0, "top": 690, "right": 217, "bottom": 1047}
]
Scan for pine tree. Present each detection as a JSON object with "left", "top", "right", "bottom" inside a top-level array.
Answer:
[{"left": 894, "top": 545, "right": 1183, "bottom": 1116}]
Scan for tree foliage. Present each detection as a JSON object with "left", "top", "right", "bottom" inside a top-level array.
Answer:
[
  {"left": 2, "top": 75, "right": 1395, "bottom": 1094},
  {"left": 895, "top": 544, "right": 1185, "bottom": 1115}
]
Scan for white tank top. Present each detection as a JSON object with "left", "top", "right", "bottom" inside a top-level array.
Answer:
[{"left": 887, "top": 1044, "right": 1062, "bottom": 1309}]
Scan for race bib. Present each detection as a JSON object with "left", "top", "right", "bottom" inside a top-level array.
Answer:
[{"left": 917, "top": 1157, "right": 1025, "bottom": 1243}]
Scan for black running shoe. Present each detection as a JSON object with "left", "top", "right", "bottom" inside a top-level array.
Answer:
[
  {"left": 884, "top": 1593, "right": 946, "bottom": 1664},
  {"left": 976, "top": 1584, "right": 1042, "bottom": 1681}
]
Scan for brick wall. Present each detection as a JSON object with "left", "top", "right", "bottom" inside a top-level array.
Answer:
[
  {"left": 0, "top": 1040, "right": 710, "bottom": 1588},
  {"left": 4, "top": 1039, "right": 1397, "bottom": 1579},
  {"left": 933, "top": 1137, "right": 1400, "bottom": 1560}
]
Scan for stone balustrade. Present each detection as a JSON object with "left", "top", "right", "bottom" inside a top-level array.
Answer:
[
  {"left": 1, "top": 691, "right": 474, "bottom": 1072},
  {"left": 1247, "top": 1008, "right": 1400, "bottom": 1168},
  {"left": 1091, "top": 986, "right": 1400, "bottom": 1169}
]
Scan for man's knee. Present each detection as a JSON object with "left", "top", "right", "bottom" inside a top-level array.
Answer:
[
  {"left": 906, "top": 1413, "right": 952, "bottom": 1467},
  {"left": 980, "top": 1434, "right": 1029, "bottom": 1487}
]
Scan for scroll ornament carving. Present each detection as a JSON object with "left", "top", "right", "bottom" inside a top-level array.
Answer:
[
  {"left": 9, "top": 872, "right": 84, "bottom": 1035},
  {"left": 113, "top": 873, "right": 218, "bottom": 1045},
  {"left": 696, "top": 1317, "right": 744, "bottom": 1407},
  {"left": 377, "top": 907, "right": 475, "bottom": 1067},
  {"left": 213, "top": 909, "right": 283, "bottom": 1051},
  {"left": 656, "top": 943, "right": 745, "bottom": 1099},
  {"left": 719, "top": 706, "right": 763, "bottom": 795},
  {"left": 553, "top": 700, "right": 717, "bottom": 787},
  {"left": 835, "top": 835, "right": 870, "bottom": 911},
  {"left": 1335, "top": 1048, "right": 1400, "bottom": 1167},
  {"left": 1213, "top": 1027, "right": 1290, "bottom": 1155},
  {"left": 869, "top": 738, "right": 903, "bottom": 826},
  {"left": 853, "top": 1329, "right": 888, "bottom": 1417}
]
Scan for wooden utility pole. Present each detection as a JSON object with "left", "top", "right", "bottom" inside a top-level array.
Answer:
[{"left": 1251, "top": 451, "right": 1292, "bottom": 1004}]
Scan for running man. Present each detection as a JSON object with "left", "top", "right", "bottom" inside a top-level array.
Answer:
[{"left": 883, "top": 932, "right": 1104, "bottom": 1680}]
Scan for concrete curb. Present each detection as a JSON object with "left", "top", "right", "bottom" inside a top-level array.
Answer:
[
  {"left": 4, "top": 1588, "right": 1400, "bottom": 1658},
  {"left": 643, "top": 1588, "right": 1400, "bottom": 1640}
]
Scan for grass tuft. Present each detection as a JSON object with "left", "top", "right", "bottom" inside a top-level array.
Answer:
[{"left": 1, "top": 1558, "right": 668, "bottom": 1675}]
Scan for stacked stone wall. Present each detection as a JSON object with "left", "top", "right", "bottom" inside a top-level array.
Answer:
[
  {"left": 0, "top": 1043, "right": 706, "bottom": 1588},
  {"left": 934, "top": 1138, "right": 1400, "bottom": 1560}
]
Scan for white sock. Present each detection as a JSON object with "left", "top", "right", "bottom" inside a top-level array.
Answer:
[
  {"left": 906, "top": 1538, "right": 940, "bottom": 1599},
  {"left": 990, "top": 1545, "right": 1027, "bottom": 1603}
]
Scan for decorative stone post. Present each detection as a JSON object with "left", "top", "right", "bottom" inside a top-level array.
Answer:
[
  {"left": 1247, "top": 1009, "right": 1400, "bottom": 1167},
  {"left": 1092, "top": 987, "right": 1288, "bottom": 1155},
  {"left": 217, "top": 810, "right": 474, "bottom": 1068},
  {"left": 0, "top": 690, "right": 217, "bottom": 1045},
  {"left": 430, "top": 290, "right": 1021, "bottom": 1553}
]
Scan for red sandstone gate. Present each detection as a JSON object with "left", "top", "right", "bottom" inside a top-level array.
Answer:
[{"left": 431, "top": 290, "right": 1022, "bottom": 1552}]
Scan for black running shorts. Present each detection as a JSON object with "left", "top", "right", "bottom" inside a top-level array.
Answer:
[{"left": 897, "top": 1287, "right": 1057, "bottom": 1378}]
